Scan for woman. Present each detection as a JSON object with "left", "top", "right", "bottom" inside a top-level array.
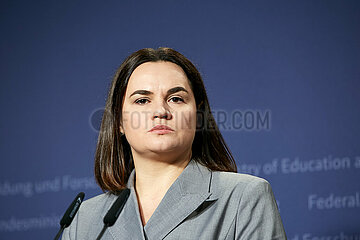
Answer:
[{"left": 62, "top": 48, "right": 287, "bottom": 239}]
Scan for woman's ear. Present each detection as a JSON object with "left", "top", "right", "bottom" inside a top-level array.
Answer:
[{"left": 120, "top": 125, "right": 124, "bottom": 135}]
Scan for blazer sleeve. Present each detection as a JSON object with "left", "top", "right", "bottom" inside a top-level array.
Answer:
[{"left": 235, "top": 178, "right": 287, "bottom": 240}]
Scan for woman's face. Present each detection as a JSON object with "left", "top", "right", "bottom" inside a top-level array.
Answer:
[{"left": 121, "top": 61, "right": 197, "bottom": 159}]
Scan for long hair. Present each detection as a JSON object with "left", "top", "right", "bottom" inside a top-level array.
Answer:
[{"left": 95, "top": 47, "right": 237, "bottom": 193}]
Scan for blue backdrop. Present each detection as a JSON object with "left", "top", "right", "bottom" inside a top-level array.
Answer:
[{"left": 1, "top": 0, "right": 359, "bottom": 239}]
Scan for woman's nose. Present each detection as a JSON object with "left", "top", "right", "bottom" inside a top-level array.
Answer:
[{"left": 152, "top": 101, "right": 172, "bottom": 120}]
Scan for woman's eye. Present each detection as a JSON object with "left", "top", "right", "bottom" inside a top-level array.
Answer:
[
  {"left": 169, "top": 96, "right": 184, "bottom": 103},
  {"left": 135, "top": 98, "right": 149, "bottom": 105}
]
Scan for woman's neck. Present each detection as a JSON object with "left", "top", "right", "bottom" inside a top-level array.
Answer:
[{"left": 132, "top": 150, "right": 192, "bottom": 198}]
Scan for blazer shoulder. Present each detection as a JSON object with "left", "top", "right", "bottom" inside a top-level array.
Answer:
[
  {"left": 211, "top": 171, "right": 271, "bottom": 197},
  {"left": 79, "top": 192, "right": 117, "bottom": 216}
]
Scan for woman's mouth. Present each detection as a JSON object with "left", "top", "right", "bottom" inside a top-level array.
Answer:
[{"left": 149, "top": 125, "right": 174, "bottom": 134}]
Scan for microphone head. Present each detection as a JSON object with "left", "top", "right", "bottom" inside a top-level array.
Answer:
[
  {"left": 60, "top": 192, "right": 85, "bottom": 228},
  {"left": 103, "top": 189, "right": 130, "bottom": 226}
]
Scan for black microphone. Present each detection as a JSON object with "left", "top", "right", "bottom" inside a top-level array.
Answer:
[
  {"left": 95, "top": 189, "right": 130, "bottom": 240},
  {"left": 54, "top": 192, "right": 85, "bottom": 240}
]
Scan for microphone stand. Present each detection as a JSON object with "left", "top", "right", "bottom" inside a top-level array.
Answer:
[
  {"left": 54, "top": 226, "right": 65, "bottom": 240},
  {"left": 96, "top": 224, "right": 109, "bottom": 240}
]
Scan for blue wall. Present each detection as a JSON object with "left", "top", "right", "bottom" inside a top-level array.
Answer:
[{"left": 1, "top": 0, "right": 359, "bottom": 239}]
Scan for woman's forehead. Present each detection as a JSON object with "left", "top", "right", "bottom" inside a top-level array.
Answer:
[{"left": 126, "top": 61, "right": 191, "bottom": 92}]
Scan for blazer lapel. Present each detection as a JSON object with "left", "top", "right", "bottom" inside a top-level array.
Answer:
[{"left": 143, "top": 160, "right": 217, "bottom": 240}]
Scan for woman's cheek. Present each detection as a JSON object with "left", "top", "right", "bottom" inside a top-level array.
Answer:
[
  {"left": 122, "top": 109, "right": 145, "bottom": 132},
  {"left": 177, "top": 110, "right": 196, "bottom": 131}
]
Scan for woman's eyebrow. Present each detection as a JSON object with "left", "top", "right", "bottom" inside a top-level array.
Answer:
[
  {"left": 130, "top": 90, "right": 152, "bottom": 97},
  {"left": 167, "top": 86, "right": 188, "bottom": 95},
  {"left": 129, "top": 87, "right": 188, "bottom": 98}
]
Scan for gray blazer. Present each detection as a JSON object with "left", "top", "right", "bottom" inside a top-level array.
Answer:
[{"left": 62, "top": 160, "right": 287, "bottom": 239}]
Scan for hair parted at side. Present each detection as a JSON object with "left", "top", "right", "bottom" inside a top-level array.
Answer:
[{"left": 94, "top": 47, "right": 237, "bottom": 193}]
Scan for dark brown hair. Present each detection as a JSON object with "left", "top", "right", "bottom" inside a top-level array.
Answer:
[{"left": 95, "top": 47, "right": 237, "bottom": 193}]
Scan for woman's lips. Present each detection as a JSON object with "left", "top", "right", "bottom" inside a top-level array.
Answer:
[{"left": 149, "top": 125, "right": 174, "bottom": 134}]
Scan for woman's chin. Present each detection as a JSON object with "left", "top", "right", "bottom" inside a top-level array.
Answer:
[{"left": 147, "top": 144, "right": 179, "bottom": 153}]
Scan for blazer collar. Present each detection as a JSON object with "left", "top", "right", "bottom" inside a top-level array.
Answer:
[{"left": 110, "top": 159, "right": 218, "bottom": 240}]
